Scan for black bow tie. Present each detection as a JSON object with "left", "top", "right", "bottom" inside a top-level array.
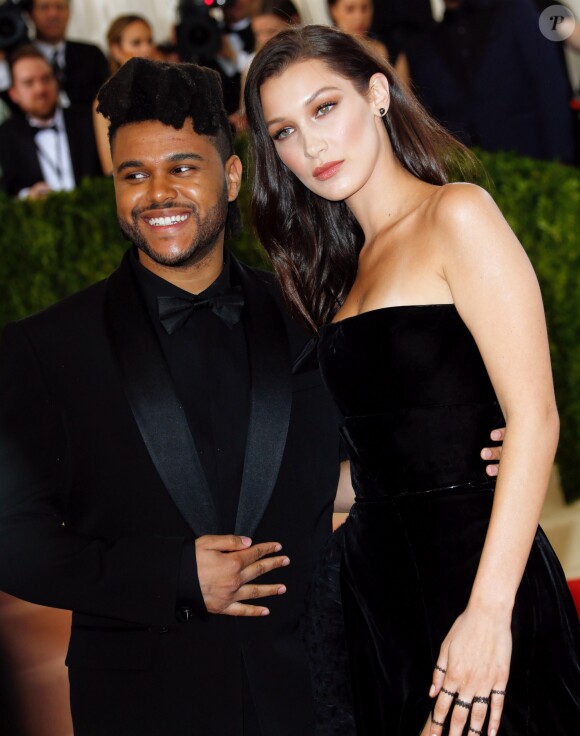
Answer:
[
  {"left": 30, "top": 123, "right": 58, "bottom": 136},
  {"left": 157, "top": 287, "right": 245, "bottom": 334}
]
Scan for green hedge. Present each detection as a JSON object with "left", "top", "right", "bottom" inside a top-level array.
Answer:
[{"left": 0, "top": 150, "right": 578, "bottom": 502}]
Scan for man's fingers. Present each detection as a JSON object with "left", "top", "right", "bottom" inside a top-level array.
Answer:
[
  {"left": 480, "top": 446, "right": 502, "bottom": 462},
  {"left": 236, "top": 583, "right": 287, "bottom": 602},
  {"left": 239, "top": 554, "right": 290, "bottom": 584},
  {"left": 240, "top": 541, "right": 284, "bottom": 564},
  {"left": 196, "top": 534, "right": 253, "bottom": 552},
  {"left": 221, "top": 601, "right": 271, "bottom": 617}
]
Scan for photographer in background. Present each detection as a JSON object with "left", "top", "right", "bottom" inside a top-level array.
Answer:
[{"left": 177, "top": 0, "right": 256, "bottom": 114}]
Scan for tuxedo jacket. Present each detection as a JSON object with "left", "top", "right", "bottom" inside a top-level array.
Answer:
[
  {"left": 408, "top": 0, "right": 575, "bottom": 163},
  {"left": 0, "top": 251, "right": 341, "bottom": 736},
  {"left": 0, "top": 105, "right": 102, "bottom": 196},
  {"left": 61, "top": 40, "right": 109, "bottom": 107}
]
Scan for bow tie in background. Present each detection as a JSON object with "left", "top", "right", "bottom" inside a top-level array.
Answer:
[
  {"left": 157, "top": 287, "right": 245, "bottom": 334},
  {"left": 30, "top": 123, "right": 58, "bottom": 136}
]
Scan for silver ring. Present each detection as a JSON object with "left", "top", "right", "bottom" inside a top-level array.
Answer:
[
  {"left": 491, "top": 689, "right": 506, "bottom": 696},
  {"left": 431, "top": 717, "right": 445, "bottom": 727},
  {"left": 441, "top": 687, "right": 457, "bottom": 697},
  {"left": 434, "top": 664, "right": 447, "bottom": 674}
]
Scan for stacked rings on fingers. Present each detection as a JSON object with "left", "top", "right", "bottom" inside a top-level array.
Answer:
[
  {"left": 473, "top": 696, "right": 491, "bottom": 705},
  {"left": 434, "top": 665, "right": 447, "bottom": 674},
  {"left": 431, "top": 717, "right": 445, "bottom": 727},
  {"left": 469, "top": 728, "right": 483, "bottom": 735},
  {"left": 441, "top": 687, "right": 457, "bottom": 697},
  {"left": 491, "top": 689, "right": 506, "bottom": 696},
  {"left": 455, "top": 698, "right": 472, "bottom": 710}
]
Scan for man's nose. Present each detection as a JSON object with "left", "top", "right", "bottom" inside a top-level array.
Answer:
[{"left": 149, "top": 173, "right": 177, "bottom": 202}]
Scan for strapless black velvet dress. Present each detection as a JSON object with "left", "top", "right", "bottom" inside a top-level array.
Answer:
[{"left": 306, "top": 305, "right": 580, "bottom": 736}]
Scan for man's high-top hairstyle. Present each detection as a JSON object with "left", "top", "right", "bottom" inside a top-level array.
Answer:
[{"left": 97, "top": 57, "right": 240, "bottom": 234}]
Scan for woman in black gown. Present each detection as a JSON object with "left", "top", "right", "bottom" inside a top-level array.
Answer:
[{"left": 244, "top": 24, "right": 580, "bottom": 736}]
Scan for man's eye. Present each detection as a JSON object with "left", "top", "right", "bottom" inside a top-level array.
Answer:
[
  {"left": 316, "top": 101, "right": 337, "bottom": 117},
  {"left": 272, "top": 127, "right": 293, "bottom": 141},
  {"left": 125, "top": 171, "right": 147, "bottom": 181},
  {"left": 173, "top": 165, "right": 196, "bottom": 174}
]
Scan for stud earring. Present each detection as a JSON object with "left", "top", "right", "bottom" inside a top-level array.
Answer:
[{"left": 379, "top": 107, "right": 386, "bottom": 116}]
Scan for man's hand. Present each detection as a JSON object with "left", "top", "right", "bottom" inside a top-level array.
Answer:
[
  {"left": 27, "top": 181, "right": 52, "bottom": 200},
  {"left": 195, "top": 535, "right": 290, "bottom": 617},
  {"left": 481, "top": 427, "right": 505, "bottom": 476}
]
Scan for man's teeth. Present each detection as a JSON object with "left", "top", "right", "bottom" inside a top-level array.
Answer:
[{"left": 147, "top": 214, "right": 189, "bottom": 226}]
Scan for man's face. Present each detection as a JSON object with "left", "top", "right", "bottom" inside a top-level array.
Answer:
[
  {"left": 112, "top": 119, "right": 242, "bottom": 274},
  {"left": 224, "top": 0, "right": 254, "bottom": 24},
  {"left": 9, "top": 57, "right": 59, "bottom": 119},
  {"left": 30, "top": 0, "right": 70, "bottom": 44}
]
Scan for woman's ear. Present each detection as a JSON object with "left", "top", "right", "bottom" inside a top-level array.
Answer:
[{"left": 368, "top": 73, "right": 390, "bottom": 117}]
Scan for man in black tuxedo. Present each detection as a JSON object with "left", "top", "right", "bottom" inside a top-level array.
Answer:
[
  {"left": 0, "top": 57, "right": 342, "bottom": 736},
  {"left": 27, "top": 0, "right": 109, "bottom": 106},
  {"left": 0, "top": 45, "right": 101, "bottom": 198}
]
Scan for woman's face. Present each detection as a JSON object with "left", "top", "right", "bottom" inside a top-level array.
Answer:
[
  {"left": 329, "top": 0, "right": 374, "bottom": 37},
  {"left": 111, "top": 21, "right": 154, "bottom": 66},
  {"left": 260, "top": 59, "right": 387, "bottom": 202},
  {"left": 252, "top": 14, "right": 290, "bottom": 50}
]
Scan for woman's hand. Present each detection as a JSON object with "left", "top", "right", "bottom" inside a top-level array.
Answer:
[{"left": 421, "top": 605, "right": 512, "bottom": 736}]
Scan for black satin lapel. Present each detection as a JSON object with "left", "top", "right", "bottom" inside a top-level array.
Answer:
[
  {"left": 231, "top": 260, "right": 292, "bottom": 537},
  {"left": 104, "top": 252, "right": 221, "bottom": 535}
]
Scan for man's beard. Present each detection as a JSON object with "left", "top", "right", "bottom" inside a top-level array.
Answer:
[{"left": 118, "top": 184, "right": 229, "bottom": 270}]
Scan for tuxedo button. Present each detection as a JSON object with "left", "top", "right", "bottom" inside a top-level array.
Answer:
[{"left": 176, "top": 606, "right": 193, "bottom": 622}]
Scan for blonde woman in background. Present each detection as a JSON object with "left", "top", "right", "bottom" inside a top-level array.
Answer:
[{"left": 93, "top": 15, "right": 155, "bottom": 175}]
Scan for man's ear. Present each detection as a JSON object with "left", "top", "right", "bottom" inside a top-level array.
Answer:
[
  {"left": 8, "top": 86, "right": 19, "bottom": 106},
  {"left": 368, "top": 72, "right": 390, "bottom": 117},
  {"left": 225, "top": 154, "right": 243, "bottom": 202}
]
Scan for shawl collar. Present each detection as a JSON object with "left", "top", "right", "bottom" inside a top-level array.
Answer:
[
  {"left": 103, "top": 252, "right": 293, "bottom": 539},
  {"left": 104, "top": 252, "right": 220, "bottom": 536},
  {"left": 229, "top": 259, "right": 293, "bottom": 537}
]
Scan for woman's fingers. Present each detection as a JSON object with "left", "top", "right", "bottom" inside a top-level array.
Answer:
[
  {"left": 467, "top": 694, "right": 490, "bottom": 735},
  {"left": 488, "top": 688, "right": 507, "bottom": 736}
]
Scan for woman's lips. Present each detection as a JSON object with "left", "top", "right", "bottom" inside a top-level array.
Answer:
[{"left": 312, "top": 160, "right": 343, "bottom": 181}]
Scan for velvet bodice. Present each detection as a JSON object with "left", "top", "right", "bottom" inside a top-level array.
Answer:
[{"left": 318, "top": 305, "right": 504, "bottom": 495}]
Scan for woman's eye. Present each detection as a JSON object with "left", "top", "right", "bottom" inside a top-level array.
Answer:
[
  {"left": 316, "top": 101, "right": 337, "bottom": 117},
  {"left": 272, "top": 126, "right": 293, "bottom": 141}
]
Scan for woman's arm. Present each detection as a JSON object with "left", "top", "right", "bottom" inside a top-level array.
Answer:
[{"left": 422, "top": 183, "right": 559, "bottom": 736}]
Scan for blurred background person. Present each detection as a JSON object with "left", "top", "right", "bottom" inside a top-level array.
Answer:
[
  {"left": 252, "top": 0, "right": 300, "bottom": 48},
  {"left": 370, "top": 0, "right": 435, "bottom": 63},
  {"left": 327, "top": 0, "right": 387, "bottom": 56},
  {"left": 232, "top": 0, "right": 301, "bottom": 130},
  {"left": 0, "top": 44, "right": 101, "bottom": 199},
  {"left": 327, "top": 0, "right": 410, "bottom": 83},
  {"left": 407, "top": 0, "right": 576, "bottom": 163},
  {"left": 93, "top": 14, "right": 155, "bottom": 174},
  {"left": 26, "top": 0, "right": 108, "bottom": 107}
]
